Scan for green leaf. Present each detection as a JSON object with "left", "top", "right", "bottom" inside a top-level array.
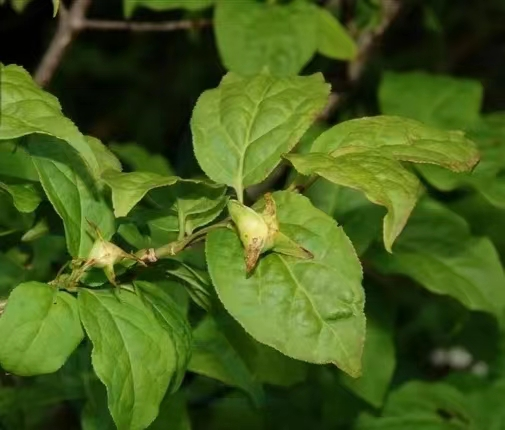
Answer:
[
  {"left": 28, "top": 135, "right": 115, "bottom": 258},
  {"left": 0, "top": 141, "right": 38, "bottom": 181},
  {"left": 370, "top": 198, "right": 505, "bottom": 318},
  {"left": 293, "top": 123, "right": 328, "bottom": 156},
  {"left": 215, "top": 0, "right": 318, "bottom": 76},
  {"left": 354, "top": 0, "right": 382, "bottom": 31},
  {"left": 296, "top": 115, "right": 479, "bottom": 250},
  {"left": 134, "top": 280, "right": 192, "bottom": 393},
  {"left": 192, "top": 72, "right": 329, "bottom": 199},
  {"left": 0, "top": 64, "right": 99, "bottom": 177},
  {"left": 357, "top": 381, "right": 472, "bottom": 429},
  {"left": 81, "top": 381, "right": 116, "bottom": 430},
  {"left": 0, "top": 282, "right": 84, "bottom": 376},
  {"left": 102, "top": 170, "right": 179, "bottom": 218},
  {"left": 149, "top": 392, "right": 191, "bottom": 430},
  {"left": 469, "top": 380, "right": 505, "bottom": 429},
  {"left": 163, "top": 260, "right": 213, "bottom": 310},
  {"left": 10, "top": 0, "right": 32, "bottom": 12},
  {"left": 29, "top": 235, "right": 67, "bottom": 280},
  {"left": 0, "top": 366, "right": 85, "bottom": 428},
  {"left": 0, "top": 181, "right": 41, "bottom": 213},
  {"left": 311, "top": 115, "right": 479, "bottom": 173},
  {"left": 148, "top": 180, "right": 228, "bottom": 235},
  {"left": 0, "top": 192, "right": 34, "bottom": 237},
  {"left": 109, "top": 143, "right": 174, "bottom": 176},
  {"left": 136, "top": 277, "right": 189, "bottom": 316},
  {"left": 0, "top": 253, "right": 25, "bottom": 296},
  {"left": 306, "top": 180, "right": 383, "bottom": 256},
  {"left": 119, "top": 207, "right": 185, "bottom": 250},
  {"left": 52, "top": 0, "right": 59, "bottom": 16},
  {"left": 206, "top": 191, "right": 365, "bottom": 377},
  {"left": 186, "top": 198, "right": 228, "bottom": 234},
  {"left": 87, "top": 137, "right": 122, "bottom": 175},
  {"left": 251, "top": 342, "right": 307, "bottom": 387},
  {"left": 124, "top": 0, "right": 213, "bottom": 18},
  {"left": 317, "top": 8, "right": 357, "bottom": 60},
  {"left": 318, "top": 367, "right": 366, "bottom": 429},
  {"left": 418, "top": 113, "right": 505, "bottom": 208},
  {"left": 285, "top": 152, "right": 423, "bottom": 251},
  {"left": 448, "top": 193, "right": 505, "bottom": 259},
  {"left": 379, "top": 71, "right": 483, "bottom": 129},
  {"left": 215, "top": 308, "right": 308, "bottom": 388},
  {"left": 194, "top": 390, "right": 263, "bottom": 430},
  {"left": 340, "top": 286, "right": 396, "bottom": 408},
  {"left": 78, "top": 289, "right": 177, "bottom": 430},
  {"left": 104, "top": 170, "right": 227, "bottom": 234},
  {"left": 189, "top": 315, "right": 264, "bottom": 406}
]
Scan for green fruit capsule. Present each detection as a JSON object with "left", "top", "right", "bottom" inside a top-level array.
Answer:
[
  {"left": 83, "top": 221, "right": 144, "bottom": 286},
  {"left": 228, "top": 200, "right": 269, "bottom": 273},
  {"left": 228, "top": 194, "right": 313, "bottom": 273}
]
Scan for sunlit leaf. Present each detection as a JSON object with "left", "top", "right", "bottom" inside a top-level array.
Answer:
[
  {"left": 0, "top": 64, "right": 99, "bottom": 177},
  {"left": 135, "top": 280, "right": 192, "bottom": 393},
  {"left": 317, "top": 8, "right": 357, "bottom": 60},
  {"left": 29, "top": 135, "right": 115, "bottom": 258},
  {"left": 79, "top": 289, "right": 177, "bottom": 430},
  {"left": 192, "top": 71, "right": 329, "bottom": 199},
  {"left": 215, "top": 0, "right": 318, "bottom": 76},
  {"left": 286, "top": 152, "right": 422, "bottom": 251},
  {"left": 311, "top": 115, "right": 479, "bottom": 173},
  {"left": 0, "top": 282, "right": 83, "bottom": 376},
  {"left": 207, "top": 191, "right": 364, "bottom": 377}
]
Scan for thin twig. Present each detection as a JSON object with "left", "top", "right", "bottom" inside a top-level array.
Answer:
[
  {"left": 82, "top": 18, "right": 211, "bottom": 32},
  {"left": 34, "top": 0, "right": 93, "bottom": 87},
  {"left": 136, "top": 219, "right": 231, "bottom": 263},
  {"left": 319, "top": 0, "right": 402, "bottom": 119},
  {"left": 316, "top": 92, "right": 341, "bottom": 122},
  {"left": 301, "top": 1, "right": 402, "bottom": 124},
  {"left": 348, "top": 0, "right": 401, "bottom": 83}
]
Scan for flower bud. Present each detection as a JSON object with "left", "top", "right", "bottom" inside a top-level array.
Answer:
[
  {"left": 82, "top": 220, "right": 146, "bottom": 286},
  {"left": 228, "top": 200, "right": 269, "bottom": 273},
  {"left": 88, "top": 238, "right": 130, "bottom": 269},
  {"left": 228, "top": 193, "right": 313, "bottom": 273},
  {"left": 86, "top": 238, "right": 134, "bottom": 286}
]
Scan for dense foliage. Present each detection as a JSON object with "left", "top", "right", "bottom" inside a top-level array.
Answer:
[{"left": 1, "top": 0, "right": 505, "bottom": 429}]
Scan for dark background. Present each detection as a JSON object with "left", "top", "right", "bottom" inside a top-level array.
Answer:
[{"left": 2, "top": 0, "right": 505, "bottom": 175}]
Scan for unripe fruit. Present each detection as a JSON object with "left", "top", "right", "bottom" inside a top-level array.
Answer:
[
  {"left": 228, "top": 193, "right": 313, "bottom": 273},
  {"left": 83, "top": 221, "right": 145, "bottom": 287}
]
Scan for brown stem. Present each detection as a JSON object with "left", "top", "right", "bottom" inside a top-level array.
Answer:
[
  {"left": 347, "top": 0, "right": 401, "bottom": 83},
  {"left": 316, "top": 92, "right": 341, "bottom": 122},
  {"left": 34, "top": 0, "right": 93, "bottom": 87},
  {"left": 82, "top": 18, "right": 211, "bottom": 32}
]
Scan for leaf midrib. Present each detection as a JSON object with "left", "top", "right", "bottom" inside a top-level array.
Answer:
[
  {"left": 234, "top": 78, "right": 275, "bottom": 196},
  {"left": 84, "top": 292, "right": 138, "bottom": 430},
  {"left": 275, "top": 254, "right": 354, "bottom": 369}
]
